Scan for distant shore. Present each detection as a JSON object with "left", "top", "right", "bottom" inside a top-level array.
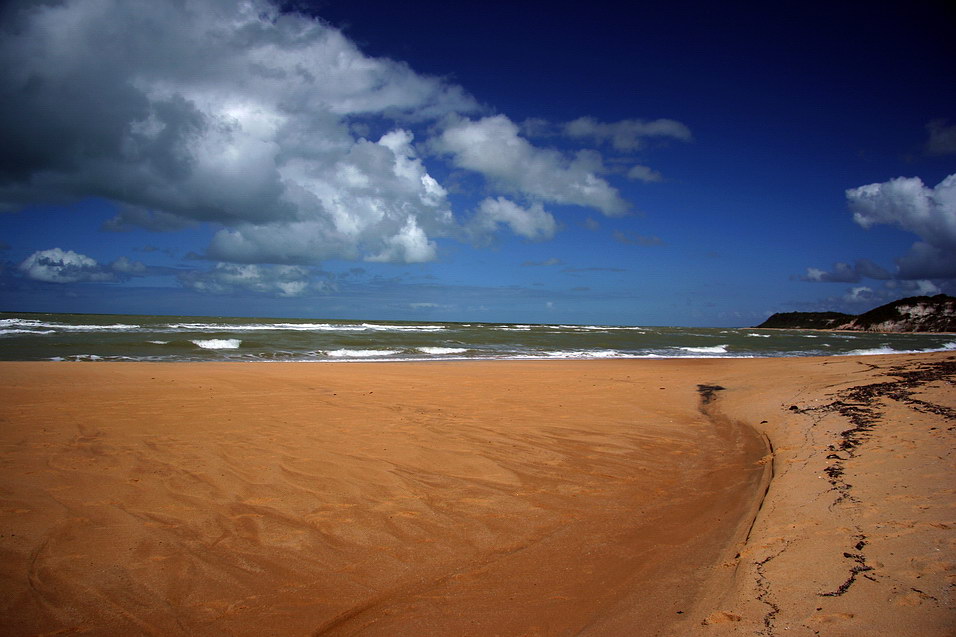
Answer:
[{"left": 1, "top": 354, "right": 953, "bottom": 635}]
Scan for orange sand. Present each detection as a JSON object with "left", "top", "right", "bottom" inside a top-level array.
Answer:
[{"left": 0, "top": 354, "right": 953, "bottom": 636}]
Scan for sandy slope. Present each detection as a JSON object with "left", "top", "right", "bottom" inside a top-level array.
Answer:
[{"left": 0, "top": 354, "right": 952, "bottom": 636}]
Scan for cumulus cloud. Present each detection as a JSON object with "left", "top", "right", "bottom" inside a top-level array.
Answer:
[
  {"left": 178, "top": 263, "right": 322, "bottom": 297},
  {"left": 0, "top": 0, "right": 474, "bottom": 265},
  {"left": 848, "top": 174, "right": 956, "bottom": 245},
  {"left": 433, "top": 115, "right": 629, "bottom": 216},
  {"left": 563, "top": 117, "right": 692, "bottom": 151},
  {"left": 0, "top": 0, "right": 697, "bottom": 283},
  {"left": 19, "top": 248, "right": 115, "bottom": 283},
  {"left": 470, "top": 197, "right": 557, "bottom": 241},
  {"left": 847, "top": 173, "right": 956, "bottom": 279}
]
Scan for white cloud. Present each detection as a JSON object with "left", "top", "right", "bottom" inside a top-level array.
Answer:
[
  {"left": 19, "top": 248, "right": 115, "bottom": 283},
  {"left": 848, "top": 174, "right": 956, "bottom": 247},
  {"left": 0, "top": 0, "right": 699, "bottom": 279},
  {"left": 843, "top": 286, "right": 875, "bottom": 304},
  {"left": 626, "top": 165, "right": 664, "bottom": 183},
  {"left": 847, "top": 173, "right": 956, "bottom": 279},
  {"left": 471, "top": 197, "right": 557, "bottom": 241},
  {"left": 563, "top": 116, "right": 692, "bottom": 151},
  {"left": 207, "top": 130, "right": 452, "bottom": 263},
  {"left": 0, "top": 0, "right": 474, "bottom": 265},
  {"left": 433, "top": 115, "right": 629, "bottom": 216},
  {"left": 111, "top": 256, "right": 147, "bottom": 274},
  {"left": 178, "top": 263, "right": 321, "bottom": 297}
]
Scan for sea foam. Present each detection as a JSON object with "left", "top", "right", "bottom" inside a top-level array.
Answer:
[
  {"left": 680, "top": 345, "right": 729, "bottom": 354},
  {"left": 191, "top": 339, "right": 242, "bottom": 349},
  {"left": 326, "top": 349, "right": 399, "bottom": 358},
  {"left": 417, "top": 347, "right": 469, "bottom": 355}
]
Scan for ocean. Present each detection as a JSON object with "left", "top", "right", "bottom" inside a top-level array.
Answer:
[{"left": 1, "top": 312, "right": 954, "bottom": 362}]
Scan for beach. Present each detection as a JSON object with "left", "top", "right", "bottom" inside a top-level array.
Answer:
[{"left": 0, "top": 354, "right": 953, "bottom": 636}]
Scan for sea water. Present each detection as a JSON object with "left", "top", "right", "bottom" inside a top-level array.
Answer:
[{"left": 0, "top": 312, "right": 953, "bottom": 362}]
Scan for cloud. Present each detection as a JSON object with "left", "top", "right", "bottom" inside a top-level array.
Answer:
[
  {"left": 470, "top": 197, "right": 557, "bottom": 241},
  {"left": 0, "top": 0, "right": 698, "bottom": 281},
  {"left": 925, "top": 120, "right": 956, "bottom": 156},
  {"left": 19, "top": 248, "right": 116, "bottom": 283},
  {"left": 848, "top": 174, "right": 956, "bottom": 247},
  {"left": 842, "top": 285, "right": 876, "bottom": 304},
  {"left": 802, "top": 259, "right": 891, "bottom": 283},
  {"left": 563, "top": 117, "right": 692, "bottom": 151},
  {"left": 177, "top": 263, "right": 323, "bottom": 297},
  {"left": 0, "top": 0, "right": 476, "bottom": 265},
  {"left": 886, "top": 279, "right": 943, "bottom": 296},
  {"left": 894, "top": 242, "right": 956, "bottom": 280},
  {"left": 522, "top": 258, "right": 564, "bottom": 267},
  {"left": 846, "top": 173, "right": 956, "bottom": 279},
  {"left": 433, "top": 115, "right": 629, "bottom": 216},
  {"left": 626, "top": 165, "right": 664, "bottom": 183}
]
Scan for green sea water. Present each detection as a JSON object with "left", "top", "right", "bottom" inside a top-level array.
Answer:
[{"left": 1, "top": 312, "right": 953, "bottom": 362}]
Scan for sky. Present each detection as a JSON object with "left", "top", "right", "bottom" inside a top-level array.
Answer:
[{"left": 0, "top": 0, "right": 954, "bottom": 327}]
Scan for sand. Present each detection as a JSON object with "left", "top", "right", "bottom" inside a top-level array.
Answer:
[{"left": 0, "top": 353, "right": 952, "bottom": 636}]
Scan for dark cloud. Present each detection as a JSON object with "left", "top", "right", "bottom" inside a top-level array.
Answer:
[
  {"left": 802, "top": 259, "right": 891, "bottom": 283},
  {"left": 925, "top": 119, "right": 956, "bottom": 156}
]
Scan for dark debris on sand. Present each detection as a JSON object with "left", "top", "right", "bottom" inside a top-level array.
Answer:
[{"left": 794, "top": 357, "right": 956, "bottom": 598}]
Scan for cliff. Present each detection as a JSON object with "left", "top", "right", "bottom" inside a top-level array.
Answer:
[{"left": 756, "top": 294, "right": 956, "bottom": 333}]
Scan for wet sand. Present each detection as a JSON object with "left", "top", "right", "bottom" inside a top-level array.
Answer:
[{"left": 0, "top": 354, "right": 953, "bottom": 635}]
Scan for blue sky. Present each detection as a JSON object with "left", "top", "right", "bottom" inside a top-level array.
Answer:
[{"left": 1, "top": 0, "right": 954, "bottom": 326}]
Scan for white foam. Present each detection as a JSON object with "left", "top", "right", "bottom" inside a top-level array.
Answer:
[
  {"left": 361, "top": 323, "right": 446, "bottom": 332},
  {"left": 0, "top": 329, "right": 56, "bottom": 335},
  {"left": 0, "top": 318, "right": 139, "bottom": 331},
  {"left": 746, "top": 333, "right": 771, "bottom": 338},
  {"left": 417, "top": 347, "right": 469, "bottom": 355},
  {"left": 545, "top": 324, "right": 644, "bottom": 331},
  {"left": 191, "top": 339, "right": 241, "bottom": 349},
  {"left": 148, "top": 340, "right": 169, "bottom": 345},
  {"left": 325, "top": 349, "right": 399, "bottom": 358},
  {"left": 845, "top": 341, "right": 956, "bottom": 357},
  {"left": 543, "top": 349, "right": 623, "bottom": 359},
  {"left": 680, "top": 345, "right": 729, "bottom": 354}
]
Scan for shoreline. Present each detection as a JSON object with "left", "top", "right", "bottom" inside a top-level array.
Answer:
[{"left": 1, "top": 354, "right": 953, "bottom": 635}]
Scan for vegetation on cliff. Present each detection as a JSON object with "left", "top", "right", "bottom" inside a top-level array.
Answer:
[{"left": 757, "top": 295, "right": 956, "bottom": 333}]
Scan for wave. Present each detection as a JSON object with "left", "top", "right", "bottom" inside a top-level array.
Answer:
[
  {"left": 361, "top": 323, "right": 446, "bottom": 332},
  {"left": 845, "top": 341, "right": 956, "bottom": 357},
  {"left": 191, "top": 339, "right": 242, "bottom": 349},
  {"left": 0, "top": 329, "right": 57, "bottom": 336},
  {"left": 0, "top": 318, "right": 141, "bottom": 332},
  {"left": 543, "top": 349, "right": 623, "bottom": 358},
  {"left": 417, "top": 347, "right": 469, "bottom": 355},
  {"left": 679, "top": 345, "right": 729, "bottom": 354},
  {"left": 325, "top": 349, "right": 400, "bottom": 358}
]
